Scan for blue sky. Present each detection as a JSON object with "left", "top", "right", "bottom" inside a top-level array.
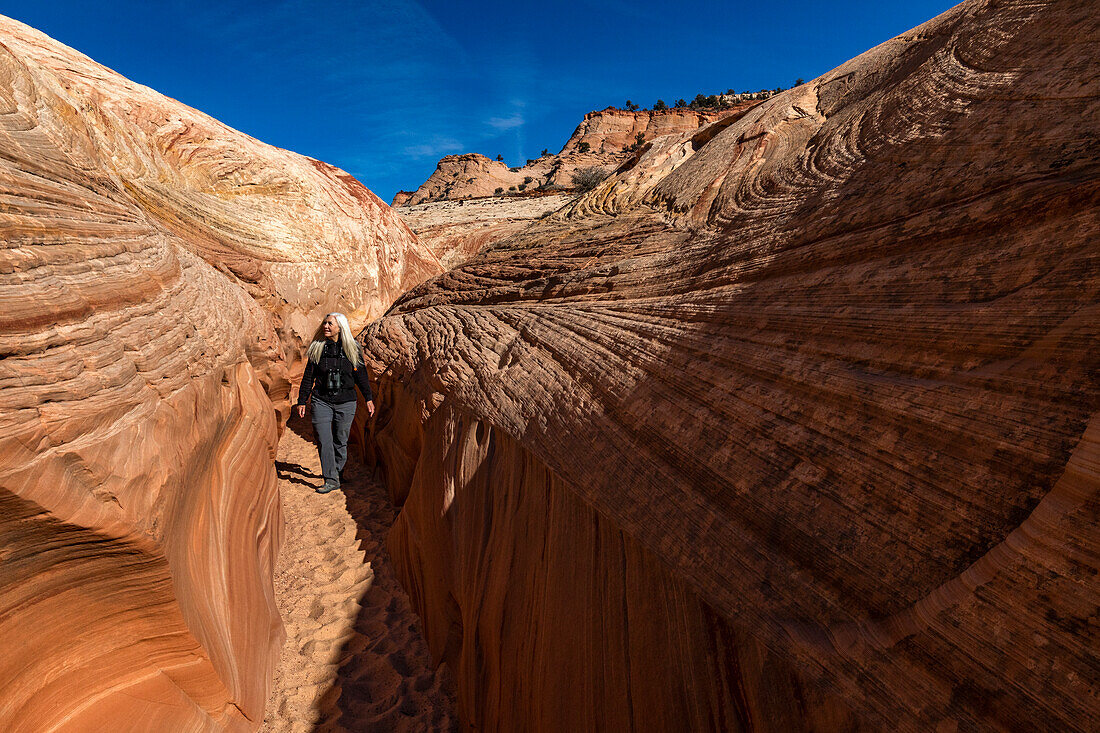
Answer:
[{"left": 4, "top": 1, "right": 958, "bottom": 203}]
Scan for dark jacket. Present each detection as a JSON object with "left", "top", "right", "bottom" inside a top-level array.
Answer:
[{"left": 296, "top": 337, "right": 373, "bottom": 406}]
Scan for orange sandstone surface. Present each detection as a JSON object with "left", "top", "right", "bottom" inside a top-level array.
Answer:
[
  {"left": 0, "top": 14, "right": 439, "bottom": 732},
  {"left": 363, "top": 1, "right": 1100, "bottom": 731}
]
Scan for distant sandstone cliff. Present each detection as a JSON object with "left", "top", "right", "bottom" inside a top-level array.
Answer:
[
  {"left": 400, "top": 105, "right": 752, "bottom": 205},
  {"left": 395, "top": 106, "right": 758, "bottom": 269},
  {"left": 364, "top": 1, "right": 1100, "bottom": 731},
  {"left": 0, "top": 15, "right": 439, "bottom": 731}
]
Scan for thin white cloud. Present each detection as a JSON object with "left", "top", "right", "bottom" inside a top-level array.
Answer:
[
  {"left": 487, "top": 114, "right": 524, "bottom": 131},
  {"left": 404, "top": 137, "right": 465, "bottom": 159}
]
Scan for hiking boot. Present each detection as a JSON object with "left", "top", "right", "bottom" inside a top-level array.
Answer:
[{"left": 317, "top": 478, "right": 340, "bottom": 494}]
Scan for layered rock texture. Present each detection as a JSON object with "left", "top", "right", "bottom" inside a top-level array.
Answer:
[
  {"left": 0, "top": 14, "right": 438, "bottom": 731},
  {"left": 396, "top": 194, "right": 572, "bottom": 270},
  {"left": 364, "top": 1, "right": 1100, "bottom": 730},
  {"left": 400, "top": 106, "right": 749, "bottom": 205}
]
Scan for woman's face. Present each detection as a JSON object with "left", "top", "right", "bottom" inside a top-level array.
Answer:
[{"left": 322, "top": 316, "right": 339, "bottom": 340}]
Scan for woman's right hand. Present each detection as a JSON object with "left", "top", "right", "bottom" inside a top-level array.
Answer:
[{"left": 296, "top": 404, "right": 306, "bottom": 419}]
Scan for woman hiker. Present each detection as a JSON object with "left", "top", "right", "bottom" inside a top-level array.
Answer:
[{"left": 295, "top": 313, "right": 375, "bottom": 494}]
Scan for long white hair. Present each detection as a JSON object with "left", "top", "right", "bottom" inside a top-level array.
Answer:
[{"left": 306, "top": 312, "right": 362, "bottom": 367}]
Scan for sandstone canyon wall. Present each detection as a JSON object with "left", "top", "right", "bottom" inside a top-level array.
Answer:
[
  {"left": 0, "top": 15, "right": 439, "bottom": 731},
  {"left": 363, "top": 1, "right": 1100, "bottom": 730}
]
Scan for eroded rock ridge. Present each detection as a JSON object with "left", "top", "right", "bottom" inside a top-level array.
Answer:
[
  {"left": 395, "top": 107, "right": 758, "bottom": 270},
  {"left": 364, "top": 1, "right": 1100, "bottom": 730}
]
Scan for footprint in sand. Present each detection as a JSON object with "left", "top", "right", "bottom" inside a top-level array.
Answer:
[{"left": 262, "top": 423, "right": 456, "bottom": 732}]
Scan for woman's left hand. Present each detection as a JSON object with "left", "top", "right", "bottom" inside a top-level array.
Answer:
[{"left": 366, "top": 400, "right": 375, "bottom": 418}]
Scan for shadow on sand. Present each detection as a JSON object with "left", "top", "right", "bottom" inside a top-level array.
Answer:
[{"left": 278, "top": 413, "right": 458, "bottom": 731}]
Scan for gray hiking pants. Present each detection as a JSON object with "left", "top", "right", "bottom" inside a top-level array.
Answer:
[{"left": 311, "top": 398, "right": 356, "bottom": 482}]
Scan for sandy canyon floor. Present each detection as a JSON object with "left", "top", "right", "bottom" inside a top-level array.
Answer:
[{"left": 261, "top": 422, "right": 457, "bottom": 732}]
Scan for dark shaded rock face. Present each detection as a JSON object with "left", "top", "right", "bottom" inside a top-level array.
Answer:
[{"left": 363, "top": 1, "right": 1100, "bottom": 730}]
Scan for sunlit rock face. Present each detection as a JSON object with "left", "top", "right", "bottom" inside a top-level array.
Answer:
[
  {"left": 0, "top": 15, "right": 438, "bottom": 379},
  {"left": 363, "top": 1, "right": 1100, "bottom": 730},
  {"left": 395, "top": 107, "right": 759, "bottom": 270},
  {"left": 396, "top": 195, "right": 573, "bottom": 270},
  {"left": 402, "top": 107, "right": 749, "bottom": 206},
  {"left": 0, "top": 15, "right": 439, "bottom": 731}
]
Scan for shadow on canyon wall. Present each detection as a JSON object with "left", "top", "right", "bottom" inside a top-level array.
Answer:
[{"left": 353, "top": 1, "right": 1100, "bottom": 729}]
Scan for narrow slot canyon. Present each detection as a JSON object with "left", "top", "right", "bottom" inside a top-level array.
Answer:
[
  {"left": 260, "top": 421, "right": 457, "bottom": 732},
  {"left": 1, "top": 1, "right": 1097, "bottom": 731}
]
